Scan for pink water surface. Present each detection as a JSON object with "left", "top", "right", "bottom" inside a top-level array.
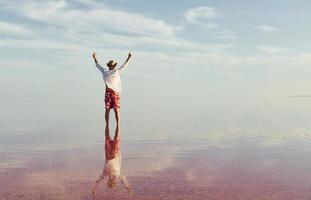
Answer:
[{"left": 0, "top": 138, "right": 310, "bottom": 199}]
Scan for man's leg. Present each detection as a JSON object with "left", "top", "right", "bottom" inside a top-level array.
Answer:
[
  {"left": 113, "top": 108, "right": 120, "bottom": 140},
  {"left": 105, "top": 108, "right": 110, "bottom": 139}
]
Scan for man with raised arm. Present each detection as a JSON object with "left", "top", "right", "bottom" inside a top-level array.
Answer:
[{"left": 92, "top": 51, "right": 131, "bottom": 141}]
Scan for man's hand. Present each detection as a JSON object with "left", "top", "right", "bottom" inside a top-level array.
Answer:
[
  {"left": 92, "top": 51, "right": 98, "bottom": 64},
  {"left": 126, "top": 51, "right": 132, "bottom": 62}
]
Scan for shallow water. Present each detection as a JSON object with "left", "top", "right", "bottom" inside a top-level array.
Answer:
[{"left": 0, "top": 135, "right": 311, "bottom": 200}]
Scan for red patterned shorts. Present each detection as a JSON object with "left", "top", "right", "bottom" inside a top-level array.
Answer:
[
  {"left": 105, "top": 138, "right": 120, "bottom": 160},
  {"left": 105, "top": 88, "right": 120, "bottom": 109}
]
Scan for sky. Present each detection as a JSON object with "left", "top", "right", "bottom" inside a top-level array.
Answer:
[{"left": 1, "top": 0, "right": 311, "bottom": 143}]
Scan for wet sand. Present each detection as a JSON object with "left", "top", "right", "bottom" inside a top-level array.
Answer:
[{"left": 0, "top": 138, "right": 311, "bottom": 200}]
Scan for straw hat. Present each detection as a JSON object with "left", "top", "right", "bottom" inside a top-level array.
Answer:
[{"left": 107, "top": 60, "right": 117, "bottom": 68}]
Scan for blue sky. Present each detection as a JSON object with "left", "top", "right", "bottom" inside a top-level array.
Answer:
[{"left": 1, "top": 0, "right": 311, "bottom": 142}]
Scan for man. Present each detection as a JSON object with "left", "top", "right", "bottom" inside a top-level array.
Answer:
[{"left": 92, "top": 51, "right": 132, "bottom": 142}]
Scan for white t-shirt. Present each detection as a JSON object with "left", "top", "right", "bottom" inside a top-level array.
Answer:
[{"left": 95, "top": 61, "right": 128, "bottom": 94}]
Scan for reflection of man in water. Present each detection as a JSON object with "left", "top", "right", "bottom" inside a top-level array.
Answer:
[
  {"left": 92, "top": 126, "right": 131, "bottom": 194},
  {"left": 92, "top": 51, "right": 132, "bottom": 194}
]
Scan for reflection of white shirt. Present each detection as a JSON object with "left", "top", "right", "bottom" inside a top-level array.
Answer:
[
  {"left": 103, "top": 154, "right": 130, "bottom": 189},
  {"left": 104, "top": 154, "right": 121, "bottom": 177},
  {"left": 95, "top": 61, "right": 128, "bottom": 94}
]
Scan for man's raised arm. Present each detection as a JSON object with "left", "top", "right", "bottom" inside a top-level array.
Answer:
[
  {"left": 118, "top": 51, "right": 132, "bottom": 73},
  {"left": 121, "top": 175, "right": 132, "bottom": 193},
  {"left": 92, "top": 51, "right": 105, "bottom": 73}
]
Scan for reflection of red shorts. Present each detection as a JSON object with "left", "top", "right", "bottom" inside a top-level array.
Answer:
[
  {"left": 105, "top": 88, "right": 120, "bottom": 109},
  {"left": 105, "top": 138, "right": 120, "bottom": 160}
]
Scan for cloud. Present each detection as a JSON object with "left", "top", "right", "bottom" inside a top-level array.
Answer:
[
  {"left": 0, "top": 21, "right": 30, "bottom": 34},
  {"left": 185, "top": 6, "right": 220, "bottom": 23},
  {"left": 256, "top": 25, "right": 280, "bottom": 34},
  {"left": 0, "top": 38, "right": 79, "bottom": 50},
  {"left": 90, "top": 32, "right": 233, "bottom": 53},
  {"left": 201, "top": 23, "right": 219, "bottom": 30},
  {"left": 2, "top": 1, "right": 235, "bottom": 55},
  {"left": 0, "top": 33, "right": 233, "bottom": 56},
  {"left": 257, "top": 46, "right": 286, "bottom": 54},
  {"left": 183, "top": 6, "right": 236, "bottom": 39},
  {"left": 11, "top": 0, "right": 178, "bottom": 37},
  {"left": 206, "top": 29, "right": 237, "bottom": 40}
]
